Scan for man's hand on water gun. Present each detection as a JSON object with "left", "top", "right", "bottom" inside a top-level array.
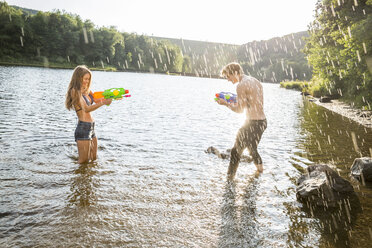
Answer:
[
  {"left": 215, "top": 92, "right": 237, "bottom": 106},
  {"left": 216, "top": 98, "right": 228, "bottom": 106}
]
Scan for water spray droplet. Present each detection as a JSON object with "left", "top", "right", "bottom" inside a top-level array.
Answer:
[
  {"left": 83, "top": 27, "right": 88, "bottom": 44},
  {"left": 351, "top": 132, "right": 361, "bottom": 156}
]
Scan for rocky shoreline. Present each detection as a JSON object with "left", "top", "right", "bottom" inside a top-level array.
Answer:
[{"left": 308, "top": 97, "right": 372, "bottom": 129}]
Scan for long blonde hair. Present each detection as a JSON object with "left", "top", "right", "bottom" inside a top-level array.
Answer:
[{"left": 65, "top": 65, "right": 92, "bottom": 111}]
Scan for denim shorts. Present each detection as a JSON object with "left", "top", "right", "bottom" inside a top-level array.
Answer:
[{"left": 75, "top": 121, "right": 96, "bottom": 142}]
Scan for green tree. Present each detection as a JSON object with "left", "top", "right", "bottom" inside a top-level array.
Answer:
[
  {"left": 0, "top": 2, "right": 25, "bottom": 59},
  {"left": 182, "top": 55, "right": 192, "bottom": 73},
  {"left": 304, "top": 0, "right": 372, "bottom": 108}
]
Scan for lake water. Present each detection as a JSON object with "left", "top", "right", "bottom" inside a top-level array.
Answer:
[{"left": 0, "top": 66, "right": 371, "bottom": 247}]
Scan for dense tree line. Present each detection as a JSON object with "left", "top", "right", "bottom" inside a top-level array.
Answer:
[
  {"left": 0, "top": 2, "right": 312, "bottom": 82},
  {"left": 0, "top": 2, "right": 183, "bottom": 72},
  {"left": 304, "top": 0, "right": 372, "bottom": 108}
]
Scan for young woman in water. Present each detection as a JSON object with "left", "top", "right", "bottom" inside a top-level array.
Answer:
[{"left": 65, "top": 65, "right": 112, "bottom": 164}]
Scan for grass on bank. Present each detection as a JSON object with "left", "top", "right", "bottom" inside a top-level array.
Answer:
[
  {"left": 280, "top": 80, "right": 309, "bottom": 92},
  {"left": 280, "top": 79, "right": 371, "bottom": 110},
  {"left": 280, "top": 79, "right": 331, "bottom": 98}
]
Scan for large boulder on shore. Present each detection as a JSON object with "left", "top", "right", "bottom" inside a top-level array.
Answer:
[
  {"left": 350, "top": 157, "right": 372, "bottom": 182},
  {"left": 297, "top": 164, "right": 361, "bottom": 247},
  {"left": 296, "top": 164, "right": 359, "bottom": 209}
]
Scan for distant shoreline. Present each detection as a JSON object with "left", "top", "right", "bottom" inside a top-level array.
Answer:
[{"left": 0, "top": 61, "right": 222, "bottom": 79}]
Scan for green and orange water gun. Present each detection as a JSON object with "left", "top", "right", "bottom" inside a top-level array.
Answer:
[{"left": 93, "top": 88, "right": 131, "bottom": 102}]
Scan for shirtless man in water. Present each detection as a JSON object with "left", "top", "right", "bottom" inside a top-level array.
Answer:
[{"left": 216, "top": 63, "right": 267, "bottom": 180}]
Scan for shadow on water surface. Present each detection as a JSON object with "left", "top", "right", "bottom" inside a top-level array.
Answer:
[{"left": 218, "top": 175, "right": 260, "bottom": 248}]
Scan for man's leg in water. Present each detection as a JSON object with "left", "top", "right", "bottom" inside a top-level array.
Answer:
[
  {"left": 227, "top": 128, "right": 246, "bottom": 180},
  {"left": 248, "top": 140, "right": 263, "bottom": 172},
  {"left": 246, "top": 120, "right": 267, "bottom": 172}
]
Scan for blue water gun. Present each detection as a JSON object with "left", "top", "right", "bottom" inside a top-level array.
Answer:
[{"left": 215, "top": 92, "right": 237, "bottom": 103}]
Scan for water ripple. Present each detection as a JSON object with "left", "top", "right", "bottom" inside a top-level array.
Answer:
[{"left": 1, "top": 67, "right": 372, "bottom": 247}]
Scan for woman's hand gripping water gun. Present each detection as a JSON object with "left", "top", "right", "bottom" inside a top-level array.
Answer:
[
  {"left": 215, "top": 92, "right": 237, "bottom": 105},
  {"left": 93, "top": 88, "right": 131, "bottom": 105}
]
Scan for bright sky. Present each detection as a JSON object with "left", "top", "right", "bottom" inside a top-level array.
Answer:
[{"left": 5, "top": 0, "right": 318, "bottom": 45}]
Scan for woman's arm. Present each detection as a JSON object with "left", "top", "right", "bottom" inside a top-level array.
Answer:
[
  {"left": 90, "top": 91, "right": 103, "bottom": 104},
  {"left": 80, "top": 95, "right": 112, "bottom": 113}
]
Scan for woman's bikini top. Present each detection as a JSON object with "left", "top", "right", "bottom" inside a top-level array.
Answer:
[{"left": 75, "top": 93, "right": 94, "bottom": 112}]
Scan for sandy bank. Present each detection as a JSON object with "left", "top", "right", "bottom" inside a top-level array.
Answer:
[{"left": 309, "top": 97, "right": 372, "bottom": 129}]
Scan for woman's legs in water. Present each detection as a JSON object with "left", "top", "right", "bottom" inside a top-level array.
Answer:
[
  {"left": 90, "top": 137, "right": 98, "bottom": 161},
  {"left": 77, "top": 140, "right": 91, "bottom": 164},
  {"left": 75, "top": 121, "right": 97, "bottom": 164}
]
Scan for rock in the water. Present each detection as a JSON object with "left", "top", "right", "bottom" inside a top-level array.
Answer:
[
  {"left": 301, "top": 92, "right": 310, "bottom": 96},
  {"left": 350, "top": 157, "right": 372, "bottom": 182},
  {"left": 205, "top": 146, "right": 222, "bottom": 157},
  {"left": 319, "top": 96, "right": 332, "bottom": 103},
  {"left": 297, "top": 164, "right": 361, "bottom": 247},
  {"left": 205, "top": 146, "right": 252, "bottom": 162},
  {"left": 296, "top": 164, "right": 358, "bottom": 209}
]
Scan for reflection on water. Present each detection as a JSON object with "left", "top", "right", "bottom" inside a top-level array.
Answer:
[
  {"left": 1, "top": 66, "right": 372, "bottom": 247},
  {"left": 219, "top": 175, "right": 259, "bottom": 248},
  {"left": 298, "top": 100, "right": 372, "bottom": 167},
  {"left": 297, "top": 99, "right": 372, "bottom": 248},
  {"left": 68, "top": 163, "right": 98, "bottom": 208}
]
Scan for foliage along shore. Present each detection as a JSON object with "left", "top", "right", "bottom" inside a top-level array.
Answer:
[
  {"left": 280, "top": 0, "right": 372, "bottom": 110},
  {"left": 0, "top": 2, "right": 310, "bottom": 82},
  {"left": 303, "top": 0, "right": 372, "bottom": 110},
  {"left": 0, "top": 60, "right": 223, "bottom": 79}
]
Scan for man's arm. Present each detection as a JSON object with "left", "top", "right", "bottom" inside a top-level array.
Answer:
[
  {"left": 219, "top": 85, "right": 245, "bottom": 113},
  {"left": 226, "top": 94, "right": 244, "bottom": 113}
]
